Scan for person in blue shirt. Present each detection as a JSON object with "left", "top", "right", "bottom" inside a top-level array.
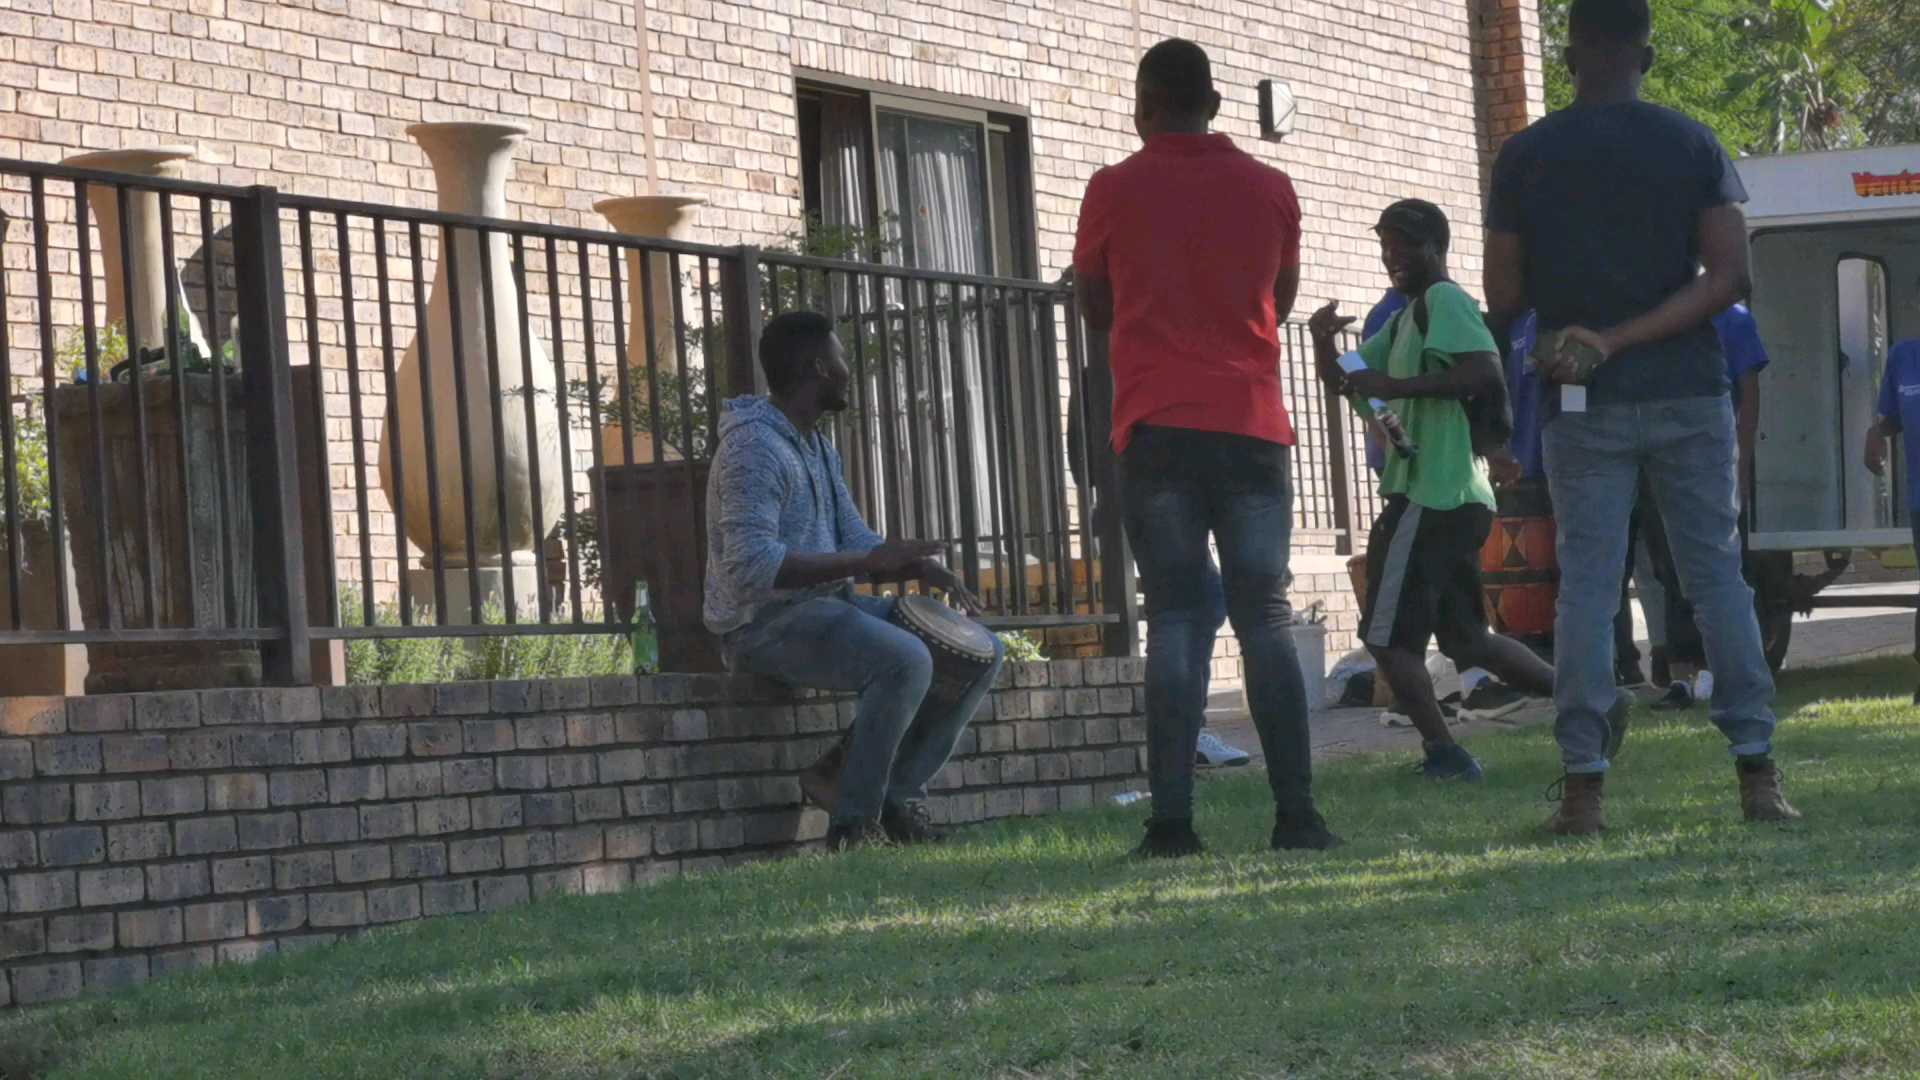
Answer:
[
  {"left": 1501, "top": 310, "right": 1545, "bottom": 482},
  {"left": 1864, "top": 334, "right": 1920, "bottom": 698},
  {"left": 1361, "top": 290, "right": 1408, "bottom": 474},
  {"left": 1643, "top": 302, "right": 1772, "bottom": 708}
]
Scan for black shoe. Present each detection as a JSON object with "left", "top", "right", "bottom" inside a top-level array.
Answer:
[
  {"left": 1649, "top": 647, "right": 1672, "bottom": 691},
  {"left": 880, "top": 801, "right": 948, "bottom": 845},
  {"left": 1651, "top": 681, "right": 1694, "bottom": 712},
  {"left": 1271, "top": 807, "right": 1344, "bottom": 851},
  {"left": 1615, "top": 659, "right": 1645, "bottom": 688},
  {"left": 1133, "top": 818, "right": 1205, "bottom": 859},
  {"left": 825, "top": 819, "right": 890, "bottom": 852}
]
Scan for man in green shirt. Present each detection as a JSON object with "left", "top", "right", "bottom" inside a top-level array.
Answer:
[{"left": 1311, "top": 199, "right": 1555, "bottom": 780}]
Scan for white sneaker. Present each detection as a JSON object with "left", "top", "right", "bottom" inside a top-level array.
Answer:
[
  {"left": 1692, "top": 669, "right": 1714, "bottom": 703},
  {"left": 1195, "top": 731, "right": 1252, "bottom": 767}
]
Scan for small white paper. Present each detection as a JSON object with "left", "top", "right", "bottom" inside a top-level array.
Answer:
[{"left": 1561, "top": 385, "right": 1587, "bottom": 413}]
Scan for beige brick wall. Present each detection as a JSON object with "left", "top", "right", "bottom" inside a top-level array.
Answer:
[
  {"left": 647, "top": 0, "right": 1498, "bottom": 307},
  {"left": 0, "top": 661, "right": 1149, "bottom": 1006},
  {"left": 0, "top": 0, "right": 1542, "bottom": 647}
]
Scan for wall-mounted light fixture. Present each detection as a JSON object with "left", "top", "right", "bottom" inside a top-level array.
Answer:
[{"left": 1258, "top": 80, "right": 1296, "bottom": 142}]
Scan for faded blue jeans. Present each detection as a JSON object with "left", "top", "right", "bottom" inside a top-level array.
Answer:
[
  {"left": 1121, "top": 426, "right": 1313, "bottom": 822},
  {"left": 1543, "top": 396, "right": 1775, "bottom": 772},
  {"left": 728, "top": 592, "right": 1005, "bottom": 826}
]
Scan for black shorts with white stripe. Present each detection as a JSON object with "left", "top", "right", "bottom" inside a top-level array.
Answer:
[{"left": 1359, "top": 495, "right": 1494, "bottom": 656}]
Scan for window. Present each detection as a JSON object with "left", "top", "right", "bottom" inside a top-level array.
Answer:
[
  {"left": 1838, "top": 257, "right": 1896, "bottom": 525},
  {"left": 795, "top": 80, "right": 1050, "bottom": 577},
  {"left": 796, "top": 82, "right": 1036, "bottom": 277}
]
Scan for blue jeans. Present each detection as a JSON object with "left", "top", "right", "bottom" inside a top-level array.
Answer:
[
  {"left": 1543, "top": 397, "right": 1775, "bottom": 772},
  {"left": 1121, "top": 426, "right": 1312, "bottom": 821},
  {"left": 729, "top": 592, "right": 1005, "bottom": 825}
]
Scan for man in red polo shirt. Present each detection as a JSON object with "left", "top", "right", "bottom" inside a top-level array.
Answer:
[{"left": 1074, "top": 38, "right": 1338, "bottom": 857}]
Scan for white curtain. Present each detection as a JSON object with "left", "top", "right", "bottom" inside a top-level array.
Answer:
[{"left": 875, "top": 111, "right": 995, "bottom": 544}]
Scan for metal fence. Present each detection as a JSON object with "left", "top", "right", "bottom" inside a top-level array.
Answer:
[
  {"left": 0, "top": 154, "right": 1375, "bottom": 684},
  {"left": 0, "top": 160, "right": 303, "bottom": 681},
  {"left": 0, "top": 156, "right": 1143, "bottom": 683}
]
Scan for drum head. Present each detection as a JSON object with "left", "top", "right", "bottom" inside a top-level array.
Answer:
[{"left": 892, "top": 595, "right": 998, "bottom": 662}]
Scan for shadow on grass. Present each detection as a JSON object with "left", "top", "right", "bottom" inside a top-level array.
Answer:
[{"left": 7, "top": 663, "right": 1920, "bottom": 1078}]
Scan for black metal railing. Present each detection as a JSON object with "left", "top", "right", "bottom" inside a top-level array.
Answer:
[
  {"left": 757, "top": 253, "right": 1098, "bottom": 624},
  {"left": 0, "top": 159, "right": 307, "bottom": 684},
  {"left": 0, "top": 153, "right": 1380, "bottom": 682},
  {"left": 0, "top": 155, "right": 1133, "bottom": 681}
]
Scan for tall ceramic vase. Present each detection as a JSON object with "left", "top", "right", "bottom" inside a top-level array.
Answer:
[
  {"left": 379, "top": 122, "right": 564, "bottom": 621},
  {"left": 592, "top": 195, "right": 708, "bottom": 465},
  {"left": 63, "top": 146, "right": 210, "bottom": 362}
]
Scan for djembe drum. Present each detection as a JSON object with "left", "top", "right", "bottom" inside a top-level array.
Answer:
[
  {"left": 888, "top": 594, "right": 1000, "bottom": 706},
  {"left": 797, "top": 595, "right": 999, "bottom": 810}
]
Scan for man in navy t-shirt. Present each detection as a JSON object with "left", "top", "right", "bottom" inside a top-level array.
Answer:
[
  {"left": 1864, "top": 335, "right": 1920, "bottom": 691},
  {"left": 1484, "top": 0, "right": 1794, "bottom": 833}
]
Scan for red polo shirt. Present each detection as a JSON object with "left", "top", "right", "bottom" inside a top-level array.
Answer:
[{"left": 1072, "top": 133, "right": 1301, "bottom": 452}]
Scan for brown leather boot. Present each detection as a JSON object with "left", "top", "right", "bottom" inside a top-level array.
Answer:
[
  {"left": 1544, "top": 772, "right": 1605, "bottom": 836},
  {"left": 1738, "top": 759, "right": 1802, "bottom": 822}
]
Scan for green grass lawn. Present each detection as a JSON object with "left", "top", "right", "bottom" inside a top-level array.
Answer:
[{"left": 7, "top": 659, "right": 1920, "bottom": 1079}]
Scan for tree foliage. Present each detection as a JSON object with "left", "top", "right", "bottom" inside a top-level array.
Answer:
[{"left": 1539, "top": 0, "right": 1919, "bottom": 153}]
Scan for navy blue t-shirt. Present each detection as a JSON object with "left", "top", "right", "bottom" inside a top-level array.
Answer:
[
  {"left": 1508, "top": 311, "right": 1544, "bottom": 480},
  {"left": 1487, "top": 102, "right": 1749, "bottom": 407}
]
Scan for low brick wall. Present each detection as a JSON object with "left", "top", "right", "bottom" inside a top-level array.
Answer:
[{"left": 0, "top": 660, "right": 1146, "bottom": 1007}]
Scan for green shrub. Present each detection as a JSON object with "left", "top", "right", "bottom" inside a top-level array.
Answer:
[
  {"left": 340, "top": 589, "right": 629, "bottom": 685},
  {"left": 997, "top": 631, "right": 1046, "bottom": 663}
]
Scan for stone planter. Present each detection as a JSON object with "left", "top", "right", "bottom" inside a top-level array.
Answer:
[
  {"left": 592, "top": 195, "right": 708, "bottom": 467},
  {"left": 50, "top": 376, "right": 257, "bottom": 692},
  {"left": 379, "top": 122, "right": 564, "bottom": 622},
  {"left": 0, "top": 518, "right": 88, "bottom": 695},
  {"left": 63, "top": 146, "right": 209, "bottom": 362},
  {"left": 592, "top": 460, "right": 720, "bottom": 673}
]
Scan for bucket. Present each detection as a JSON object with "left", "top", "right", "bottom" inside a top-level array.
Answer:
[{"left": 1290, "top": 621, "right": 1327, "bottom": 713}]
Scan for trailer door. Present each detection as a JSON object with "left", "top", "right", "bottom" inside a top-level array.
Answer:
[{"left": 1748, "top": 221, "right": 1920, "bottom": 551}]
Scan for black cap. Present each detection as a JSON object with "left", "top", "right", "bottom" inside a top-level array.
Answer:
[{"left": 1373, "top": 199, "right": 1451, "bottom": 253}]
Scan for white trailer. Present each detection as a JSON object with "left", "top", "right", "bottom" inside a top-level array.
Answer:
[{"left": 1741, "top": 143, "right": 1920, "bottom": 665}]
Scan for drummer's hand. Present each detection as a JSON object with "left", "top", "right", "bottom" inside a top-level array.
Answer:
[
  {"left": 916, "top": 560, "right": 986, "bottom": 616},
  {"left": 863, "top": 538, "right": 943, "bottom": 578}
]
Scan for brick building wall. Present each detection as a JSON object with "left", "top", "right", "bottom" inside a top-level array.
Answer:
[
  {"left": 0, "top": 0, "right": 1544, "bottom": 666},
  {"left": 0, "top": 659, "right": 1148, "bottom": 1007}
]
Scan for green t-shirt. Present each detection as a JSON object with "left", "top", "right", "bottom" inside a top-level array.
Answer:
[{"left": 1354, "top": 281, "right": 1498, "bottom": 512}]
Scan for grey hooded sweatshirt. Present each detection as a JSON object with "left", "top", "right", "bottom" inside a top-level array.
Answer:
[{"left": 703, "top": 395, "right": 883, "bottom": 638}]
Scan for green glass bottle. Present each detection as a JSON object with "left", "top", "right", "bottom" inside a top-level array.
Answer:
[{"left": 630, "top": 580, "right": 660, "bottom": 675}]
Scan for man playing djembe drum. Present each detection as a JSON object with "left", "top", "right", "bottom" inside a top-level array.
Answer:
[{"left": 704, "top": 311, "right": 1006, "bottom": 852}]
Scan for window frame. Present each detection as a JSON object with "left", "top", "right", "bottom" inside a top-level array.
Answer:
[{"left": 794, "top": 75, "right": 1037, "bottom": 278}]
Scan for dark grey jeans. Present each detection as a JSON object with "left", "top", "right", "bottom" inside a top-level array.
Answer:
[{"left": 1120, "top": 425, "right": 1313, "bottom": 823}]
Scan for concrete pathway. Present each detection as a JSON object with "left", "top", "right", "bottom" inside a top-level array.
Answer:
[{"left": 1197, "top": 583, "right": 1916, "bottom": 773}]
